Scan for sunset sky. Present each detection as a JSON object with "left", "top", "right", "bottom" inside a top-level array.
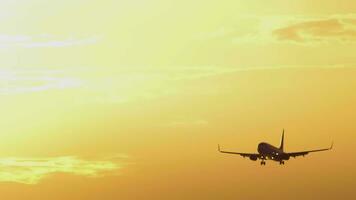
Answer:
[{"left": 0, "top": 1, "right": 356, "bottom": 199}]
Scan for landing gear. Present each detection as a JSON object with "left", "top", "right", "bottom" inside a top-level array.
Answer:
[
  {"left": 260, "top": 161, "right": 266, "bottom": 165},
  {"left": 279, "top": 161, "right": 285, "bottom": 165}
]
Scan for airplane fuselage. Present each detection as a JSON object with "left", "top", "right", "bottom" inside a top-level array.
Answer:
[
  {"left": 219, "top": 130, "right": 332, "bottom": 165},
  {"left": 257, "top": 142, "right": 290, "bottom": 161}
]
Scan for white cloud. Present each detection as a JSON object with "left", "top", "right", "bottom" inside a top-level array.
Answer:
[
  {"left": 198, "top": 14, "right": 356, "bottom": 45},
  {"left": 0, "top": 34, "right": 101, "bottom": 48},
  {"left": 273, "top": 17, "right": 356, "bottom": 43},
  {"left": 0, "top": 156, "right": 123, "bottom": 184},
  {"left": 0, "top": 69, "right": 83, "bottom": 95},
  {"left": 24, "top": 36, "right": 100, "bottom": 48},
  {"left": 78, "top": 64, "right": 356, "bottom": 104}
]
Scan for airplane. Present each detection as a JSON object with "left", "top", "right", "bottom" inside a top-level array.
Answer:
[{"left": 218, "top": 130, "right": 333, "bottom": 165}]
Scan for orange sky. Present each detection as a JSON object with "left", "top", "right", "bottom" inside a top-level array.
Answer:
[{"left": 0, "top": 1, "right": 356, "bottom": 200}]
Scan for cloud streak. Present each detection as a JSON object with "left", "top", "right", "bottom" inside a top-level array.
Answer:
[
  {"left": 199, "top": 14, "right": 356, "bottom": 45},
  {"left": 0, "top": 156, "right": 122, "bottom": 184},
  {"left": 0, "top": 69, "right": 82, "bottom": 95},
  {"left": 79, "top": 63, "right": 356, "bottom": 104},
  {"left": 0, "top": 34, "right": 100, "bottom": 48},
  {"left": 273, "top": 17, "right": 356, "bottom": 43}
]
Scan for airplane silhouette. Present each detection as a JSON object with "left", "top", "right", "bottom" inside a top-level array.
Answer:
[{"left": 218, "top": 130, "right": 333, "bottom": 165}]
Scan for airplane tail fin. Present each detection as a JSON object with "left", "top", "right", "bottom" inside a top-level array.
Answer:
[{"left": 279, "top": 129, "right": 285, "bottom": 151}]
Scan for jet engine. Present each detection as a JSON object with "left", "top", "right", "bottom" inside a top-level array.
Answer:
[
  {"left": 282, "top": 154, "right": 290, "bottom": 160},
  {"left": 249, "top": 155, "right": 258, "bottom": 161}
]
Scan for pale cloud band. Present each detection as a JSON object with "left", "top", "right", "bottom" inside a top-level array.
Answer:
[
  {"left": 200, "top": 14, "right": 356, "bottom": 45},
  {"left": 0, "top": 156, "right": 123, "bottom": 184},
  {"left": 0, "top": 69, "right": 82, "bottom": 95},
  {"left": 1, "top": 64, "right": 354, "bottom": 98},
  {"left": 0, "top": 34, "right": 101, "bottom": 49},
  {"left": 273, "top": 17, "right": 356, "bottom": 43}
]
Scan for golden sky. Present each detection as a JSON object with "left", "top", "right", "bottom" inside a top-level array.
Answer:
[{"left": 0, "top": 0, "right": 356, "bottom": 199}]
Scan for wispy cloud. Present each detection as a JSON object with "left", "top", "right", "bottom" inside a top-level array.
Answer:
[
  {"left": 198, "top": 14, "right": 356, "bottom": 45},
  {"left": 196, "top": 15, "right": 289, "bottom": 44},
  {"left": 0, "top": 156, "right": 123, "bottom": 184},
  {"left": 0, "top": 34, "right": 101, "bottom": 48},
  {"left": 0, "top": 69, "right": 82, "bottom": 95},
  {"left": 6, "top": 64, "right": 352, "bottom": 100},
  {"left": 24, "top": 36, "right": 100, "bottom": 48},
  {"left": 80, "top": 63, "right": 356, "bottom": 104},
  {"left": 273, "top": 17, "right": 356, "bottom": 43}
]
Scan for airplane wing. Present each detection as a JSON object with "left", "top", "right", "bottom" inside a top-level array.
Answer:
[
  {"left": 287, "top": 142, "right": 333, "bottom": 158},
  {"left": 218, "top": 144, "right": 261, "bottom": 159}
]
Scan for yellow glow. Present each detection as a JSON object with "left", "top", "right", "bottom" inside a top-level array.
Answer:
[
  {"left": 0, "top": 156, "right": 121, "bottom": 184},
  {"left": 0, "top": 0, "right": 355, "bottom": 199}
]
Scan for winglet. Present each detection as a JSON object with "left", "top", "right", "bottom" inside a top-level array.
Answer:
[
  {"left": 279, "top": 129, "right": 285, "bottom": 151},
  {"left": 330, "top": 141, "right": 333, "bottom": 150},
  {"left": 218, "top": 144, "right": 221, "bottom": 152}
]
